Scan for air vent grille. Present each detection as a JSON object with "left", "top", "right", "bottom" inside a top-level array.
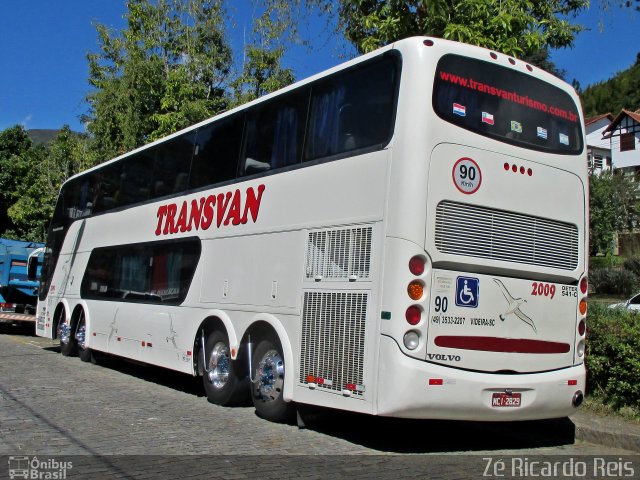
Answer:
[
  {"left": 435, "top": 201, "right": 579, "bottom": 270},
  {"left": 305, "top": 226, "right": 372, "bottom": 279},
  {"left": 300, "top": 291, "right": 367, "bottom": 396}
]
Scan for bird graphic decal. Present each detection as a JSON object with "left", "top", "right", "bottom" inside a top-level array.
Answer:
[{"left": 493, "top": 279, "right": 537, "bottom": 333}]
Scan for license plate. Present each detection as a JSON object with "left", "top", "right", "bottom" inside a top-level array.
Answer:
[{"left": 492, "top": 392, "right": 521, "bottom": 407}]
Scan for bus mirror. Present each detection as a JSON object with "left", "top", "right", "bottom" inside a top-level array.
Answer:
[
  {"left": 27, "top": 255, "right": 39, "bottom": 281},
  {"left": 27, "top": 248, "right": 44, "bottom": 281}
]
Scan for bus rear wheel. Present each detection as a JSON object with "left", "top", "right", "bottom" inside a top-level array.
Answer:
[
  {"left": 58, "top": 314, "right": 77, "bottom": 357},
  {"left": 251, "top": 336, "right": 294, "bottom": 422},
  {"left": 202, "top": 330, "right": 244, "bottom": 406},
  {"left": 76, "top": 311, "right": 95, "bottom": 363}
]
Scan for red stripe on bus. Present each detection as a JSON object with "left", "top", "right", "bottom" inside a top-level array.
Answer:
[{"left": 434, "top": 336, "right": 570, "bottom": 354}]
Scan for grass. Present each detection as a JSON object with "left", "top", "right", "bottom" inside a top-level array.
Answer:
[{"left": 583, "top": 396, "right": 640, "bottom": 424}]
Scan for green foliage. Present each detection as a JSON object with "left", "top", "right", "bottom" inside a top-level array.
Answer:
[
  {"left": 580, "top": 55, "right": 640, "bottom": 116},
  {"left": 0, "top": 126, "right": 97, "bottom": 242},
  {"left": 0, "top": 126, "right": 34, "bottom": 236},
  {"left": 329, "top": 0, "right": 588, "bottom": 61},
  {"left": 589, "top": 255, "right": 625, "bottom": 269},
  {"left": 586, "top": 303, "right": 640, "bottom": 410},
  {"left": 589, "top": 172, "right": 640, "bottom": 256},
  {"left": 622, "top": 256, "right": 640, "bottom": 278},
  {"left": 231, "top": 1, "right": 295, "bottom": 105},
  {"left": 85, "top": 0, "right": 234, "bottom": 158},
  {"left": 589, "top": 267, "right": 638, "bottom": 296}
]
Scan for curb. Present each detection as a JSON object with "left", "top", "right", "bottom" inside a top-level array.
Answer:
[{"left": 572, "top": 411, "right": 640, "bottom": 453}]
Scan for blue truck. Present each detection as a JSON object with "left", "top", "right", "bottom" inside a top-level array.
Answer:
[{"left": 0, "top": 238, "right": 43, "bottom": 321}]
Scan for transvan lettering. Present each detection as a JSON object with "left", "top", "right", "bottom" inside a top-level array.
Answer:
[{"left": 155, "top": 185, "right": 265, "bottom": 236}]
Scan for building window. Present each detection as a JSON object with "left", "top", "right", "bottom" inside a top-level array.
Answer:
[
  {"left": 621, "top": 133, "right": 636, "bottom": 152},
  {"left": 593, "top": 155, "right": 603, "bottom": 170}
]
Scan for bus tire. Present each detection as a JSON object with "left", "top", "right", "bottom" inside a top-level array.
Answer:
[
  {"left": 251, "top": 336, "right": 294, "bottom": 422},
  {"left": 202, "top": 330, "right": 244, "bottom": 406},
  {"left": 58, "top": 314, "right": 77, "bottom": 357},
  {"left": 76, "top": 311, "right": 95, "bottom": 363}
]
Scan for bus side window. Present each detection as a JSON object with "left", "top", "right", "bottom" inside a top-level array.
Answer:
[
  {"left": 240, "top": 90, "right": 307, "bottom": 177},
  {"left": 153, "top": 131, "right": 196, "bottom": 197},
  {"left": 190, "top": 114, "right": 243, "bottom": 190},
  {"left": 306, "top": 55, "right": 397, "bottom": 161}
]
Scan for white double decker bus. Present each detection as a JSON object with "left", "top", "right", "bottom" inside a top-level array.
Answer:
[{"left": 35, "top": 37, "right": 587, "bottom": 422}]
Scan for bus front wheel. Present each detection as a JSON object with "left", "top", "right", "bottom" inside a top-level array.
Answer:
[
  {"left": 202, "top": 330, "right": 244, "bottom": 406},
  {"left": 251, "top": 336, "right": 294, "bottom": 422}
]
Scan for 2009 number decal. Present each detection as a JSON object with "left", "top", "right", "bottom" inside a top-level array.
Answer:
[{"left": 531, "top": 282, "right": 556, "bottom": 299}]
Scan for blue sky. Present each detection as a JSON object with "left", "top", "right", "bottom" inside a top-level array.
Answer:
[{"left": 0, "top": 2, "right": 637, "bottom": 132}]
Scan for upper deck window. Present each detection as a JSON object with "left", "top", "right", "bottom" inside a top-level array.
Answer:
[{"left": 433, "top": 54, "right": 583, "bottom": 154}]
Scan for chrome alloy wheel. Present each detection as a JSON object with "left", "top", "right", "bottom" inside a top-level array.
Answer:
[
  {"left": 256, "top": 349, "right": 285, "bottom": 402},
  {"left": 75, "top": 318, "right": 87, "bottom": 350},
  {"left": 58, "top": 321, "right": 70, "bottom": 345},
  {"left": 207, "top": 341, "right": 231, "bottom": 389}
]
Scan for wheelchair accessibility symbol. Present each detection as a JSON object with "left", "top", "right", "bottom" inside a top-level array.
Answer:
[{"left": 456, "top": 276, "right": 479, "bottom": 308}]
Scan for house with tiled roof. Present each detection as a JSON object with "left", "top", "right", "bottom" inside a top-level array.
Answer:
[
  {"left": 603, "top": 109, "right": 640, "bottom": 174},
  {"left": 585, "top": 113, "right": 613, "bottom": 174}
]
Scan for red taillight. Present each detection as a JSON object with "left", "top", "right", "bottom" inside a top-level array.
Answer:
[
  {"left": 580, "top": 277, "right": 588, "bottom": 295},
  {"left": 405, "top": 306, "right": 421, "bottom": 325},
  {"left": 409, "top": 256, "right": 425, "bottom": 276},
  {"left": 578, "top": 319, "right": 586, "bottom": 336}
]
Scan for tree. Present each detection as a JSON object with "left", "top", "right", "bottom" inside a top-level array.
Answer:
[
  {"left": 2, "top": 126, "right": 96, "bottom": 242},
  {"left": 263, "top": 0, "right": 587, "bottom": 68},
  {"left": 85, "top": 0, "right": 233, "bottom": 159},
  {"left": 0, "top": 126, "right": 33, "bottom": 237},
  {"left": 339, "top": 0, "right": 588, "bottom": 59},
  {"left": 232, "top": 1, "right": 295, "bottom": 105},
  {"left": 589, "top": 172, "right": 640, "bottom": 256}
]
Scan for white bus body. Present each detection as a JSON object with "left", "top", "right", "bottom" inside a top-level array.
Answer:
[{"left": 36, "top": 37, "right": 587, "bottom": 422}]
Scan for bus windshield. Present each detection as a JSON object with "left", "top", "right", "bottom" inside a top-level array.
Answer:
[{"left": 433, "top": 54, "right": 583, "bottom": 154}]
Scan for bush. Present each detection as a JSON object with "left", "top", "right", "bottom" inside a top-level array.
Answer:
[
  {"left": 623, "top": 256, "right": 640, "bottom": 278},
  {"left": 589, "top": 267, "right": 638, "bottom": 296},
  {"left": 586, "top": 303, "right": 640, "bottom": 410},
  {"left": 590, "top": 255, "right": 625, "bottom": 269}
]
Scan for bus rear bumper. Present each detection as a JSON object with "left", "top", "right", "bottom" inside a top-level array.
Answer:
[{"left": 376, "top": 335, "right": 586, "bottom": 421}]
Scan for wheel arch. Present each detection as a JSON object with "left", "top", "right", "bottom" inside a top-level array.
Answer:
[
  {"left": 240, "top": 313, "right": 295, "bottom": 403},
  {"left": 52, "top": 300, "right": 70, "bottom": 340},
  {"left": 191, "top": 309, "right": 239, "bottom": 376}
]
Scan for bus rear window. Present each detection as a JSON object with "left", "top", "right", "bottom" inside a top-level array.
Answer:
[{"left": 433, "top": 54, "right": 583, "bottom": 154}]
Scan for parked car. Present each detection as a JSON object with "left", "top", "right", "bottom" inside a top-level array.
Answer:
[{"left": 608, "top": 293, "right": 640, "bottom": 311}]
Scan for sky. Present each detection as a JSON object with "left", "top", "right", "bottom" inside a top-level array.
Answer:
[{"left": 0, "top": 2, "right": 638, "bottom": 132}]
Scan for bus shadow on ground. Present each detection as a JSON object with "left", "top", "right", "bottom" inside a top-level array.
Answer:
[
  {"left": 0, "top": 321, "right": 36, "bottom": 336},
  {"left": 91, "top": 353, "right": 576, "bottom": 453},
  {"left": 90, "top": 352, "right": 207, "bottom": 398},
  {"left": 28, "top": 336, "right": 577, "bottom": 454},
  {"left": 296, "top": 407, "right": 577, "bottom": 453}
]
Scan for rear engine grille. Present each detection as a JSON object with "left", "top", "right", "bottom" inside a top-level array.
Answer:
[
  {"left": 434, "top": 201, "right": 579, "bottom": 270},
  {"left": 299, "top": 291, "right": 367, "bottom": 396}
]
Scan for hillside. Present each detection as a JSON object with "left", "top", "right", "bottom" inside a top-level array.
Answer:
[
  {"left": 27, "top": 129, "right": 61, "bottom": 145},
  {"left": 580, "top": 53, "right": 640, "bottom": 117}
]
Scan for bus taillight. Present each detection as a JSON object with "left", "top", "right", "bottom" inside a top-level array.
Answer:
[
  {"left": 409, "top": 256, "right": 425, "bottom": 275},
  {"left": 407, "top": 281, "right": 424, "bottom": 301},
  {"left": 405, "top": 306, "right": 422, "bottom": 325},
  {"left": 578, "top": 299, "right": 587, "bottom": 315},
  {"left": 579, "top": 277, "right": 588, "bottom": 294}
]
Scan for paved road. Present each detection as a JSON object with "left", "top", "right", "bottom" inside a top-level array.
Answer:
[{"left": 0, "top": 323, "right": 637, "bottom": 479}]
